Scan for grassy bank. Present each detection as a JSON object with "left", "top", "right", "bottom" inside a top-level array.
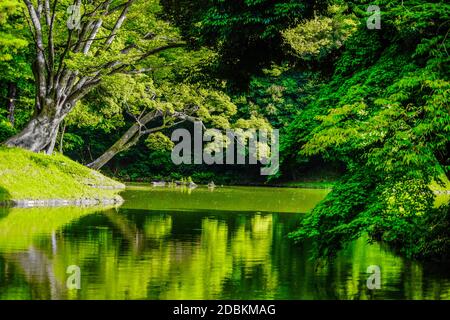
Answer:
[{"left": 0, "top": 147, "right": 124, "bottom": 202}]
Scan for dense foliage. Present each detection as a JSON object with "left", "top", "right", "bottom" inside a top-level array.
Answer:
[
  {"left": 285, "top": 0, "right": 450, "bottom": 260},
  {"left": 161, "top": 0, "right": 328, "bottom": 85}
]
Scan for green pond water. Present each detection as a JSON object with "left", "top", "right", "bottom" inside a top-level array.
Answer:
[{"left": 0, "top": 185, "right": 449, "bottom": 300}]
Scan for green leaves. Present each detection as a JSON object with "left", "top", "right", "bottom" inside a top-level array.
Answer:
[
  {"left": 161, "top": 0, "right": 327, "bottom": 85},
  {"left": 283, "top": 4, "right": 359, "bottom": 59},
  {"left": 233, "top": 66, "right": 309, "bottom": 129},
  {"left": 0, "top": 0, "right": 29, "bottom": 76},
  {"left": 145, "top": 132, "right": 174, "bottom": 151},
  {"left": 287, "top": 0, "right": 450, "bottom": 260}
]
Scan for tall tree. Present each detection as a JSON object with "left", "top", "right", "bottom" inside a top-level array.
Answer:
[{"left": 4, "top": 0, "right": 184, "bottom": 154}]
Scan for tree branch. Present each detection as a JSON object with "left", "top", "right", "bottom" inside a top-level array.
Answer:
[
  {"left": 97, "top": 0, "right": 134, "bottom": 55},
  {"left": 136, "top": 43, "right": 185, "bottom": 63},
  {"left": 105, "top": 43, "right": 185, "bottom": 76},
  {"left": 44, "top": 0, "right": 57, "bottom": 89},
  {"left": 64, "top": 77, "right": 102, "bottom": 109},
  {"left": 24, "top": 0, "right": 47, "bottom": 109}
]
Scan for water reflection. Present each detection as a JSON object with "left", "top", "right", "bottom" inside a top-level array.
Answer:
[{"left": 0, "top": 187, "right": 449, "bottom": 300}]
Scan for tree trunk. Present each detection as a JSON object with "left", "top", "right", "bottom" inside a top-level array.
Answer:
[
  {"left": 4, "top": 102, "right": 66, "bottom": 153},
  {"left": 45, "top": 125, "right": 59, "bottom": 155},
  {"left": 87, "top": 111, "right": 160, "bottom": 170},
  {"left": 6, "top": 82, "right": 17, "bottom": 126},
  {"left": 59, "top": 121, "right": 66, "bottom": 154},
  {"left": 87, "top": 121, "right": 144, "bottom": 170}
]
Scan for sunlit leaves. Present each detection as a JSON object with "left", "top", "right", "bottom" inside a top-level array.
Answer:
[
  {"left": 145, "top": 132, "right": 174, "bottom": 151},
  {"left": 283, "top": 5, "right": 359, "bottom": 59}
]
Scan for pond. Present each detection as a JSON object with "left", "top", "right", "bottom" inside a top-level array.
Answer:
[{"left": 0, "top": 185, "right": 449, "bottom": 300}]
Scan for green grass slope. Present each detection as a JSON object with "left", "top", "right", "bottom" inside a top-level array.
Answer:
[{"left": 0, "top": 147, "right": 125, "bottom": 202}]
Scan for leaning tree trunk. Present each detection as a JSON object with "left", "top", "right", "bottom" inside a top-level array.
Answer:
[
  {"left": 87, "top": 138, "right": 128, "bottom": 171},
  {"left": 87, "top": 111, "right": 161, "bottom": 170}
]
